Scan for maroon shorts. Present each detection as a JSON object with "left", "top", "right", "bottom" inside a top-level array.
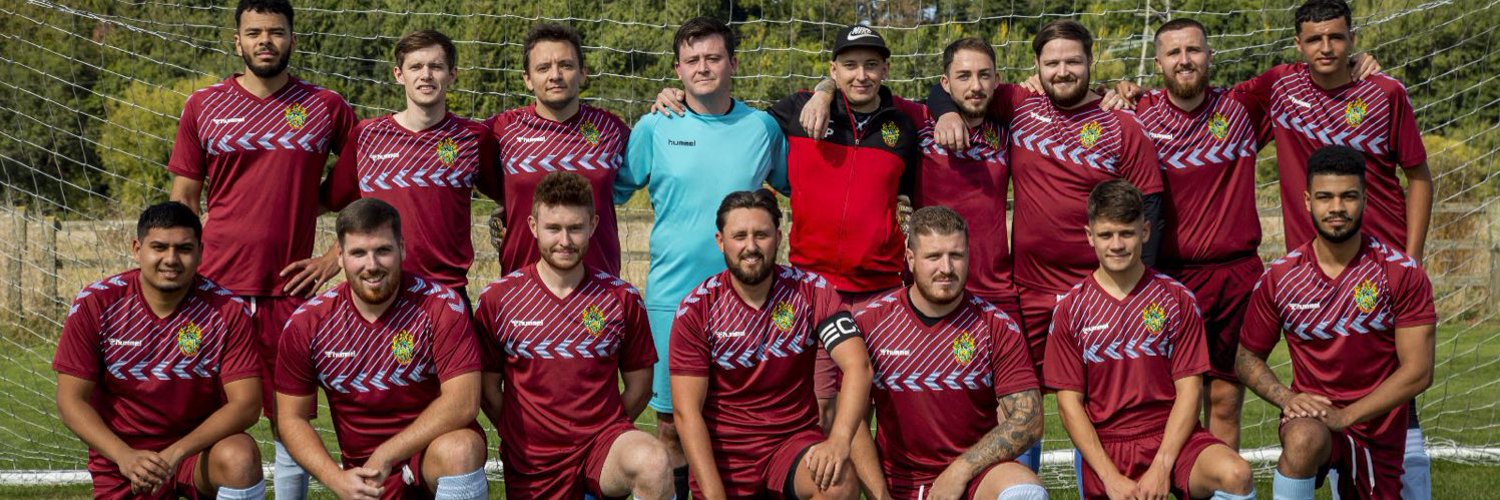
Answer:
[
  {"left": 888, "top": 460, "right": 1011, "bottom": 500},
  {"left": 1297, "top": 406, "right": 1409, "bottom": 499},
  {"left": 693, "top": 428, "right": 824, "bottom": 498},
  {"left": 1163, "top": 256, "right": 1262, "bottom": 382},
  {"left": 1080, "top": 427, "right": 1223, "bottom": 500},
  {"left": 249, "top": 295, "right": 307, "bottom": 418},
  {"left": 1018, "top": 286, "right": 1064, "bottom": 380},
  {"left": 90, "top": 451, "right": 203, "bottom": 499},
  {"left": 504, "top": 421, "right": 636, "bottom": 499},
  {"left": 379, "top": 450, "right": 432, "bottom": 500},
  {"left": 814, "top": 289, "right": 890, "bottom": 399}
]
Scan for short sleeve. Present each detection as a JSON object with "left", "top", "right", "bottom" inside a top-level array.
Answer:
[
  {"left": 1230, "top": 65, "right": 1285, "bottom": 119},
  {"left": 988, "top": 311, "right": 1038, "bottom": 397},
  {"left": 1387, "top": 83, "right": 1427, "bottom": 169},
  {"left": 473, "top": 129, "right": 505, "bottom": 203},
  {"left": 433, "top": 295, "right": 482, "bottom": 381},
  {"left": 1392, "top": 265, "right": 1438, "bottom": 328},
  {"left": 320, "top": 120, "right": 364, "bottom": 212},
  {"left": 1042, "top": 303, "right": 1085, "bottom": 392},
  {"left": 52, "top": 291, "right": 104, "bottom": 380},
  {"left": 1169, "top": 290, "right": 1210, "bottom": 380},
  {"left": 274, "top": 311, "right": 320, "bottom": 396},
  {"left": 327, "top": 95, "right": 358, "bottom": 155},
  {"left": 167, "top": 97, "right": 206, "bottom": 180},
  {"left": 1116, "top": 113, "right": 1164, "bottom": 195},
  {"left": 617, "top": 287, "right": 658, "bottom": 372},
  {"left": 615, "top": 115, "right": 654, "bottom": 204},
  {"left": 216, "top": 300, "right": 262, "bottom": 383},
  {"left": 1238, "top": 270, "right": 1284, "bottom": 355},
  {"left": 472, "top": 285, "right": 504, "bottom": 373},
  {"left": 668, "top": 294, "right": 711, "bottom": 377}
]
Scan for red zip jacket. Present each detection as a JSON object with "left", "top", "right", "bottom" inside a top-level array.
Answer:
[{"left": 769, "top": 87, "right": 921, "bottom": 292}]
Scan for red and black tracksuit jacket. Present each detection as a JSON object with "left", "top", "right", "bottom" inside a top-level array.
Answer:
[{"left": 769, "top": 87, "right": 921, "bottom": 293}]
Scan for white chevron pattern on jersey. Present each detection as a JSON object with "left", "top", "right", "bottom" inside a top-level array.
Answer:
[{"left": 503, "top": 152, "right": 622, "bottom": 175}]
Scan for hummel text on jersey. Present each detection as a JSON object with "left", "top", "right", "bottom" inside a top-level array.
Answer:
[{"left": 668, "top": 139, "right": 697, "bottom": 147}]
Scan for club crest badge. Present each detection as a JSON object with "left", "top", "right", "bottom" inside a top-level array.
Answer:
[
  {"left": 881, "top": 121, "right": 900, "bottom": 147},
  {"left": 772, "top": 301, "right": 796, "bottom": 332},
  {"left": 580, "top": 119, "right": 602, "bottom": 146},
  {"left": 1142, "top": 303, "right": 1167, "bottom": 335},
  {"left": 176, "top": 321, "right": 203, "bottom": 357},
  {"left": 391, "top": 331, "right": 416, "bottom": 365},
  {"left": 435, "top": 137, "right": 459, "bottom": 166},
  {"left": 983, "top": 126, "right": 1002, "bottom": 150},
  {"left": 1354, "top": 279, "right": 1380, "bottom": 313},
  {"left": 1209, "top": 113, "right": 1230, "bottom": 141},
  {"left": 1079, "top": 121, "right": 1103, "bottom": 149},
  {"left": 1345, "top": 98, "right": 1369, "bottom": 128},
  {"left": 284, "top": 103, "right": 309, "bottom": 130},
  {"left": 953, "top": 331, "right": 977, "bottom": 365},
  {"left": 582, "top": 305, "right": 607, "bottom": 337}
]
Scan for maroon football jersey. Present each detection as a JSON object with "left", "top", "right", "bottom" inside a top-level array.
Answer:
[
  {"left": 323, "top": 113, "right": 502, "bottom": 288},
  {"left": 487, "top": 104, "right": 627, "bottom": 275},
  {"left": 1234, "top": 64, "right": 1427, "bottom": 252},
  {"left": 473, "top": 265, "right": 656, "bottom": 476},
  {"left": 1044, "top": 271, "right": 1209, "bottom": 438},
  {"left": 275, "top": 275, "right": 480, "bottom": 463},
  {"left": 857, "top": 290, "right": 1036, "bottom": 485},
  {"left": 53, "top": 270, "right": 260, "bottom": 455},
  {"left": 168, "top": 75, "right": 356, "bottom": 296}
]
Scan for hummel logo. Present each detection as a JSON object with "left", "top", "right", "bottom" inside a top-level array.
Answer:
[
  {"left": 1289, "top": 303, "right": 1321, "bottom": 311},
  {"left": 510, "top": 319, "right": 544, "bottom": 327},
  {"left": 1029, "top": 111, "right": 1054, "bottom": 123},
  {"left": 846, "top": 26, "right": 879, "bottom": 41},
  {"left": 369, "top": 153, "right": 400, "bottom": 161},
  {"left": 1289, "top": 96, "right": 1313, "bottom": 109},
  {"left": 668, "top": 139, "right": 697, "bottom": 147},
  {"left": 1082, "top": 324, "right": 1110, "bottom": 334},
  {"left": 323, "top": 350, "right": 357, "bottom": 359},
  {"left": 1148, "top": 132, "right": 1175, "bottom": 141},
  {"left": 515, "top": 136, "right": 546, "bottom": 143},
  {"left": 108, "top": 338, "right": 143, "bottom": 347},
  {"left": 714, "top": 331, "right": 746, "bottom": 339},
  {"left": 210, "top": 117, "right": 245, "bottom": 125},
  {"left": 877, "top": 348, "right": 912, "bottom": 357}
]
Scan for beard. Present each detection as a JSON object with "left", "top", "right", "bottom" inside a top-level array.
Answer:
[
  {"left": 1044, "top": 75, "right": 1089, "bottom": 108},
  {"left": 914, "top": 273, "right": 963, "bottom": 306},
  {"left": 350, "top": 268, "right": 399, "bottom": 305},
  {"left": 539, "top": 244, "right": 583, "bottom": 272},
  {"left": 1313, "top": 212, "right": 1363, "bottom": 244},
  {"left": 1163, "top": 64, "right": 1210, "bottom": 101},
  {"left": 955, "top": 91, "right": 991, "bottom": 122},
  {"left": 241, "top": 45, "right": 291, "bottom": 79},
  {"left": 726, "top": 249, "right": 773, "bottom": 286}
]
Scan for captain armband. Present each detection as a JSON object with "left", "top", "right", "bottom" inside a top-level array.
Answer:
[{"left": 815, "top": 311, "right": 861, "bottom": 352}]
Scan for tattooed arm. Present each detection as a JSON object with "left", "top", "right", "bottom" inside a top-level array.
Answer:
[
  {"left": 926, "top": 390, "right": 1043, "bottom": 499},
  {"left": 1236, "top": 346, "right": 1334, "bottom": 420}
]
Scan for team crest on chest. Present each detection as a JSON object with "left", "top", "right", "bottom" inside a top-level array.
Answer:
[
  {"left": 1079, "top": 121, "right": 1104, "bottom": 149},
  {"left": 284, "top": 103, "right": 309, "bottom": 130},
  {"left": 1353, "top": 279, "right": 1380, "bottom": 313},
  {"left": 1208, "top": 113, "right": 1230, "bottom": 141},
  {"left": 390, "top": 330, "right": 416, "bottom": 365},
  {"left": 1344, "top": 98, "right": 1369, "bottom": 128},
  {"left": 983, "top": 126, "right": 1002, "bottom": 150},
  {"left": 175, "top": 321, "right": 204, "bottom": 357},
  {"left": 952, "top": 331, "right": 977, "bottom": 365},
  {"left": 435, "top": 137, "right": 459, "bottom": 166},
  {"left": 881, "top": 121, "right": 900, "bottom": 147},
  {"left": 1142, "top": 303, "right": 1167, "bottom": 335},
  {"left": 581, "top": 305, "right": 607, "bottom": 336},
  {"left": 580, "top": 119, "right": 602, "bottom": 146},
  {"left": 772, "top": 301, "right": 796, "bottom": 332}
]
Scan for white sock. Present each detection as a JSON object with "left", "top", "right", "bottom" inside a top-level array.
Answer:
[
  {"left": 216, "top": 479, "right": 265, "bottom": 500},
  {"left": 433, "top": 468, "right": 487, "bottom": 500},
  {"left": 273, "top": 440, "right": 309, "bottom": 500},
  {"left": 997, "top": 483, "right": 1047, "bottom": 499},
  {"left": 1274, "top": 470, "right": 1317, "bottom": 500},
  {"left": 1213, "top": 488, "right": 1256, "bottom": 500}
]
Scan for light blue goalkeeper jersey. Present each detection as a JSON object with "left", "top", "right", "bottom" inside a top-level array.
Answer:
[{"left": 615, "top": 100, "right": 790, "bottom": 312}]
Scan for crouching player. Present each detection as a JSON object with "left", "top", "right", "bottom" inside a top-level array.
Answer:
[
  {"left": 276, "top": 199, "right": 488, "bottom": 499},
  {"left": 1047, "top": 180, "right": 1255, "bottom": 499},
  {"left": 852, "top": 206, "right": 1047, "bottom": 500},
  {"left": 55, "top": 201, "right": 265, "bottom": 499}
]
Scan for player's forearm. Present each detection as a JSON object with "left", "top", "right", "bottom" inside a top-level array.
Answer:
[
  {"left": 850, "top": 419, "right": 889, "bottom": 500},
  {"left": 480, "top": 372, "right": 504, "bottom": 430},
  {"left": 277, "top": 414, "right": 343, "bottom": 481},
  {"left": 828, "top": 355, "right": 873, "bottom": 444},
  {"left": 57, "top": 395, "right": 136, "bottom": 464},
  {"left": 1342, "top": 363, "right": 1433, "bottom": 426},
  {"left": 162, "top": 382, "right": 261, "bottom": 464},
  {"left": 1404, "top": 163, "right": 1434, "bottom": 261},
  {"left": 169, "top": 176, "right": 203, "bottom": 216},
  {"left": 1154, "top": 377, "right": 1204, "bottom": 468},
  {"left": 957, "top": 389, "right": 1043, "bottom": 474},
  {"left": 620, "top": 369, "right": 652, "bottom": 421},
  {"left": 1058, "top": 391, "right": 1126, "bottom": 482},
  {"left": 371, "top": 377, "right": 480, "bottom": 467},
  {"left": 813, "top": 77, "right": 836, "bottom": 95},
  {"left": 673, "top": 409, "right": 725, "bottom": 499},
  {"left": 1235, "top": 346, "right": 1294, "bottom": 408}
]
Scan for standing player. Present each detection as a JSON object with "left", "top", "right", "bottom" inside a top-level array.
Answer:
[
  {"left": 322, "top": 30, "right": 503, "bottom": 308},
  {"left": 475, "top": 172, "right": 671, "bottom": 499},
  {"left": 615, "top": 16, "right": 791, "bottom": 498},
  {"left": 1046, "top": 180, "right": 1255, "bottom": 500},
  {"left": 54, "top": 202, "right": 265, "bottom": 499},
  {"left": 853, "top": 206, "right": 1047, "bottom": 500},
  {"left": 928, "top": 20, "right": 1165, "bottom": 380},
  {"left": 167, "top": 2, "right": 355, "bottom": 495},
  {"left": 1236, "top": 146, "right": 1437, "bottom": 500},
  {"left": 276, "top": 199, "right": 489, "bottom": 500},
  {"left": 488, "top": 23, "right": 629, "bottom": 275},
  {"left": 670, "top": 190, "right": 872, "bottom": 500}
]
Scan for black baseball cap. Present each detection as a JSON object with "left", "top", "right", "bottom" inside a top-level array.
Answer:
[{"left": 831, "top": 25, "right": 890, "bottom": 60}]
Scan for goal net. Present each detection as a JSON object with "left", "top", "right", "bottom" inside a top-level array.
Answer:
[{"left": 0, "top": 0, "right": 1496, "bottom": 489}]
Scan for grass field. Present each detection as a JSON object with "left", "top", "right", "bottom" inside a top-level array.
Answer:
[{"left": 2, "top": 319, "right": 1497, "bottom": 497}]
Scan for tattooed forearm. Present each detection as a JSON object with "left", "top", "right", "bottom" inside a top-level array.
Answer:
[
  {"left": 1235, "top": 346, "right": 1292, "bottom": 407},
  {"left": 958, "top": 390, "right": 1042, "bottom": 470},
  {"left": 813, "top": 77, "right": 836, "bottom": 94}
]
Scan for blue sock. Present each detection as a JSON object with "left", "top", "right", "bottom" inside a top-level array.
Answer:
[
  {"left": 215, "top": 479, "right": 265, "bottom": 500},
  {"left": 1015, "top": 442, "right": 1042, "bottom": 472},
  {"left": 1212, "top": 488, "right": 1256, "bottom": 500},
  {"left": 273, "top": 440, "right": 309, "bottom": 500},
  {"left": 1274, "top": 470, "right": 1316, "bottom": 500},
  {"left": 1402, "top": 425, "right": 1432, "bottom": 500},
  {"left": 1074, "top": 449, "right": 1086, "bottom": 494},
  {"left": 433, "top": 468, "right": 487, "bottom": 500},
  {"left": 997, "top": 483, "right": 1047, "bottom": 499}
]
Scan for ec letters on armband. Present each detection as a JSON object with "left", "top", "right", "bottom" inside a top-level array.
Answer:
[{"left": 815, "top": 311, "right": 861, "bottom": 351}]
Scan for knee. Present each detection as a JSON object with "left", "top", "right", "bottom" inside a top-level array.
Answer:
[
  {"left": 822, "top": 466, "right": 860, "bottom": 500},
  {"left": 629, "top": 440, "right": 672, "bottom": 481},
  {"left": 210, "top": 433, "right": 263, "bottom": 487},
  {"left": 428, "top": 429, "right": 487, "bottom": 474},
  {"left": 1279, "top": 419, "right": 1330, "bottom": 471},
  {"left": 1217, "top": 457, "right": 1254, "bottom": 494}
]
